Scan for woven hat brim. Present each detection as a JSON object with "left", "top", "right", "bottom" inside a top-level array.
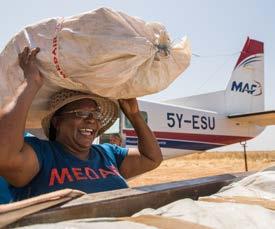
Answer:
[{"left": 41, "top": 94, "right": 118, "bottom": 139}]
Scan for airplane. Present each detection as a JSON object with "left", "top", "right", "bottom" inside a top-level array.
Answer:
[{"left": 99, "top": 37, "right": 275, "bottom": 159}]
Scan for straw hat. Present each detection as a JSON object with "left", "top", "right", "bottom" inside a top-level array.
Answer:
[{"left": 41, "top": 89, "right": 119, "bottom": 139}]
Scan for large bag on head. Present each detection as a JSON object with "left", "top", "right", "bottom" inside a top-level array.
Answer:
[{"left": 0, "top": 7, "right": 191, "bottom": 129}]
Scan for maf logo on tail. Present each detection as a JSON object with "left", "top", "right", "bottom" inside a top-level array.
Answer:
[{"left": 231, "top": 80, "right": 262, "bottom": 96}]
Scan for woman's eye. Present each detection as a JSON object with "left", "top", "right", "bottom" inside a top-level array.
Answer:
[{"left": 77, "top": 111, "right": 88, "bottom": 117}]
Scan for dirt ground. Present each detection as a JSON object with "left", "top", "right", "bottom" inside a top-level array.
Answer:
[{"left": 128, "top": 151, "right": 275, "bottom": 187}]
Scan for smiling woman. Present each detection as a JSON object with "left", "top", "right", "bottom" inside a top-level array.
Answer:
[
  {"left": 41, "top": 91, "right": 119, "bottom": 158},
  {"left": 0, "top": 47, "right": 163, "bottom": 201}
]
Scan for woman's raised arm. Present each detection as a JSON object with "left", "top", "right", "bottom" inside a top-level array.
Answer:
[
  {"left": 0, "top": 47, "right": 43, "bottom": 186},
  {"left": 118, "top": 98, "right": 163, "bottom": 179}
]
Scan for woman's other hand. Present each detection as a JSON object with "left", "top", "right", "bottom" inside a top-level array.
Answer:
[{"left": 118, "top": 98, "right": 139, "bottom": 118}]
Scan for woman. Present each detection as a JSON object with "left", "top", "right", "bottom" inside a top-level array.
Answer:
[
  {"left": 0, "top": 47, "right": 162, "bottom": 201},
  {"left": 0, "top": 177, "right": 12, "bottom": 204}
]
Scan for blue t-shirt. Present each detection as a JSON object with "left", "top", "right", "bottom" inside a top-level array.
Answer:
[
  {"left": 0, "top": 177, "right": 12, "bottom": 204},
  {"left": 11, "top": 137, "right": 128, "bottom": 201}
]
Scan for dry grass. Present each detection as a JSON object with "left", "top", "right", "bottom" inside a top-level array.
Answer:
[
  {"left": 128, "top": 151, "right": 275, "bottom": 187},
  {"left": 183, "top": 151, "right": 275, "bottom": 160}
]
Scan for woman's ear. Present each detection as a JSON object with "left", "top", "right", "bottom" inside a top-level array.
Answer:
[{"left": 51, "top": 116, "right": 59, "bottom": 129}]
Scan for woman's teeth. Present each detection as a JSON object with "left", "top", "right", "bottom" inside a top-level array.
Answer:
[{"left": 79, "top": 128, "right": 94, "bottom": 135}]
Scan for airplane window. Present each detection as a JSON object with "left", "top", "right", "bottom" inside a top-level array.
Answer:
[{"left": 125, "top": 111, "right": 148, "bottom": 128}]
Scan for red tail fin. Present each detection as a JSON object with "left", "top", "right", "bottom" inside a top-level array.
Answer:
[{"left": 234, "top": 37, "right": 264, "bottom": 69}]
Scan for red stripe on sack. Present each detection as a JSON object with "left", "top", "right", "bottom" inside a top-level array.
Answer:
[{"left": 52, "top": 20, "right": 67, "bottom": 78}]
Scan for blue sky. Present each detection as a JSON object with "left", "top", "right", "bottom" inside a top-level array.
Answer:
[{"left": 1, "top": 0, "right": 275, "bottom": 151}]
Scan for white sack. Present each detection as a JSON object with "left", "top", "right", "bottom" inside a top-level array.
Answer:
[
  {"left": 0, "top": 7, "right": 191, "bottom": 129},
  {"left": 211, "top": 168, "right": 275, "bottom": 199},
  {"left": 17, "top": 218, "right": 156, "bottom": 229},
  {"left": 134, "top": 199, "right": 275, "bottom": 229},
  {"left": 133, "top": 167, "right": 275, "bottom": 229}
]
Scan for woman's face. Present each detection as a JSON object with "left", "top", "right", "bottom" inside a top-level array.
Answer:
[{"left": 53, "top": 98, "right": 101, "bottom": 153}]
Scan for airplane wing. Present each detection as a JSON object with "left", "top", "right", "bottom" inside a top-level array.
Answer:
[{"left": 228, "top": 110, "right": 275, "bottom": 126}]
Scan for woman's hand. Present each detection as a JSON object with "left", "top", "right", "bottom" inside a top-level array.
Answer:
[
  {"left": 18, "top": 47, "right": 44, "bottom": 88},
  {"left": 118, "top": 98, "right": 140, "bottom": 118}
]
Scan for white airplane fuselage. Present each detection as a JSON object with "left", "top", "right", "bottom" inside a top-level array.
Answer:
[{"left": 121, "top": 100, "right": 264, "bottom": 159}]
